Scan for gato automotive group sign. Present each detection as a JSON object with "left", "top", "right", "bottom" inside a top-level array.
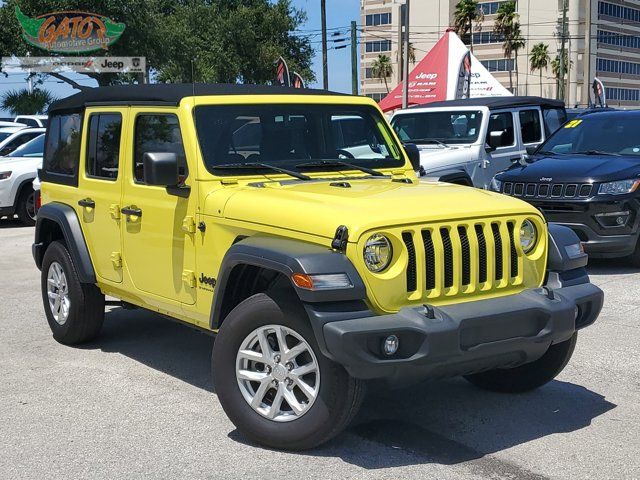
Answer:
[{"left": 15, "top": 6, "right": 125, "bottom": 53}]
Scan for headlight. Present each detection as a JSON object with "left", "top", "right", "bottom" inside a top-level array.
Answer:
[
  {"left": 598, "top": 179, "right": 640, "bottom": 195},
  {"left": 0, "top": 171, "right": 11, "bottom": 180},
  {"left": 363, "top": 233, "right": 393, "bottom": 272},
  {"left": 520, "top": 219, "right": 538, "bottom": 254},
  {"left": 490, "top": 177, "right": 502, "bottom": 192}
]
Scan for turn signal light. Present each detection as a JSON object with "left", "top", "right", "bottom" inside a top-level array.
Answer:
[{"left": 291, "top": 273, "right": 314, "bottom": 289}]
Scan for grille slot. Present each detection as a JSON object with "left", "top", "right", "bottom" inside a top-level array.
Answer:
[
  {"left": 475, "top": 224, "right": 488, "bottom": 284},
  {"left": 565, "top": 184, "right": 577, "bottom": 197},
  {"left": 525, "top": 183, "right": 537, "bottom": 196},
  {"left": 538, "top": 184, "right": 550, "bottom": 197},
  {"left": 503, "top": 182, "right": 513, "bottom": 194},
  {"left": 422, "top": 230, "right": 436, "bottom": 290},
  {"left": 492, "top": 223, "right": 504, "bottom": 281},
  {"left": 579, "top": 184, "right": 593, "bottom": 197},
  {"left": 402, "top": 232, "right": 417, "bottom": 292},
  {"left": 514, "top": 183, "right": 524, "bottom": 196},
  {"left": 551, "top": 184, "right": 563, "bottom": 197},
  {"left": 458, "top": 226, "right": 471, "bottom": 286},
  {"left": 507, "top": 222, "right": 518, "bottom": 278},
  {"left": 441, "top": 228, "right": 454, "bottom": 288}
]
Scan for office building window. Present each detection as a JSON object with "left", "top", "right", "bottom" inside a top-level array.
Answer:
[
  {"left": 365, "top": 40, "right": 392, "bottom": 53},
  {"left": 472, "top": 32, "right": 504, "bottom": 44},
  {"left": 607, "top": 87, "right": 640, "bottom": 101},
  {"left": 366, "top": 93, "right": 386, "bottom": 102},
  {"left": 478, "top": 1, "right": 506, "bottom": 15},
  {"left": 598, "top": 1, "right": 640, "bottom": 22},
  {"left": 365, "top": 12, "right": 392, "bottom": 26},
  {"left": 597, "top": 57, "right": 640, "bottom": 75},
  {"left": 481, "top": 58, "right": 515, "bottom": 71},
  {"left": 597, "top": 30, "right": 640, "bottom": 50}
]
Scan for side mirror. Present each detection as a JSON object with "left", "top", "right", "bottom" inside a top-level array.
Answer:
[
  {"left": 526, "top": 145, "right": 538, "bottom": 156},
  {"left": 143, "top": 152, "right": 178, "bottom": 186},
  {"left": 486, "top": 130, "right": 504, "bottom": 151},
  {"left": 403, "top": 143, "right": 421, "bottom": 171}
]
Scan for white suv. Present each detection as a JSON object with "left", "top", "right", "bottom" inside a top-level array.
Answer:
[
  {"left": 0, "top": 126, "right": 45, "bottom": 156},
  {"left": 0, "top": 134, "right": 44, "bottom": 225}
]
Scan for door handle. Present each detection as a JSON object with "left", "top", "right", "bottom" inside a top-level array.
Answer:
[
  {"left": 510, "top": 156, "right": 522, "bottom": 164},
  {"left": 78, "top": 198, "right": 95, "bottom": 208},
  {"left": 121, "top": 206, "right": 142, "bottom": 218}
]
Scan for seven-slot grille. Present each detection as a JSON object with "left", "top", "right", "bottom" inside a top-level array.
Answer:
[
  {"left": 401, "top": 220, "right": 521, "bottom": 297},
  {"left": 502, "top": 181, "right": 593, "bottom": 199}
]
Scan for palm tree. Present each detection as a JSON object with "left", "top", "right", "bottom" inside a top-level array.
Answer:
[
  {"left": 453, "top": 0, "right": 484, "bottom": 52},
  {"left": 371, "top": 54, "right": 393, "bottom": 93},
  {"left": 1, "top": 88, "right": 55, "bottom": 115},
  {"left": 408, "top": 42, "right": 417, "bottom": 65},
  {"left": 493, "top": 1, "right": 526, "bottom": 92},
  {"left": 529, "top": 43, "right": 550, "bottom": 95}
]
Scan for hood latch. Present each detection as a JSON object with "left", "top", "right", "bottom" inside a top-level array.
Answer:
[{"left": 331, "top": 225, "right": 349, "bottom": 252}]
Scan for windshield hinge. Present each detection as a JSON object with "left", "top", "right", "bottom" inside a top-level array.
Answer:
[
  {"left": 182, "top": 270, "right": 196, "bottom": 288},
  {"left": 182, "top": 216, "right": 196, "bottom": 234},
  {"left": 331, "top": 225, "right": 349, "bottom": 252}
]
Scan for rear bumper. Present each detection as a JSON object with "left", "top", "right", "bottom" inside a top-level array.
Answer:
[{"left": 321, "top": 282, "right": 603, "bottom": 385}]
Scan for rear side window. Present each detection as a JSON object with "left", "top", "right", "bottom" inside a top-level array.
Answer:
[
  {"left": 43, "top": 113, "right": 82, "bottom": 183},
  {"left": 86, "top": 113, "right": 122, "bottom": 180},
  {"left": 519, "top": 109, "right": 542, "bottom": 144},
  {"left": 133, "top": 114, "right": 187, "bottom": 183}
]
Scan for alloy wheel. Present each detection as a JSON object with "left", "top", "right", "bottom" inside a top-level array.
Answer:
[{"left": 47, "top": 262, "right": 70, "bottom": 325}]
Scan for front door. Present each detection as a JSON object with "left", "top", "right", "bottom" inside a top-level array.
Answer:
[
  {"left": 483, "top": 110, "right": 521, "bottom": 187},
  {"left": 77, "top": 109, "right": 125, "bottom": 283},
  {"left": 121, "top": 110, "right": 196, "bottom": 305}
]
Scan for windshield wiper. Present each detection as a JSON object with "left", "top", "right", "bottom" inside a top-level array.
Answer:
[
  {"left": 536, "top": 150, "right": 559, "bottom": 156},
  {"left": 211, "top": 162, "right": 311, "bottom": 181},
  {"left": 409, "top": 139, "right": 450, "bottom": 148},
  {"left": 295, "top": 160, "right": 385, "bottom": 177},
  {"left": 574, "top": 150, "right": 620, "bottom": 156}
]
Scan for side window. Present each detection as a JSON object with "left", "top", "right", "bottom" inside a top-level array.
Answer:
[
  {"left": 86, "top": 113, "right": 122, "bottom": 180},
  {"left": 133, "top": 114, "right": 187, "bottom": 184},
  {"left": 487, "top": 112, "right": 515, "bottom": 147},
  {"left": 43, "top": 113, "right": 82, "bottom": 178},
  {"left": 519, "top": 109, "right": 542, "bottom": 144},
  {"left": 543, "top": 107, "right": 567, "bottom": 136}
]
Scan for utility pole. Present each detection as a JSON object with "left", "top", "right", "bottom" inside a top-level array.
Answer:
[
  {"left": 402, "top": 0, "right": 411, "bottom": 108},
  {"left": 321, "top": 0, "right": 328, "bottom": 90},
  {"left": 558, "top": 0, "right": 568, "bottom": 101},
  {"left": 351, "top": 21, "right": 358, "bottom": 95}
]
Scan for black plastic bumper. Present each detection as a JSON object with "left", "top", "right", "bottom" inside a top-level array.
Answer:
[{"left": 322, "top": 283, "right": 603, "bottom": 385}]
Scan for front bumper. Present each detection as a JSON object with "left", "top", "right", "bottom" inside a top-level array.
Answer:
[{"left": 321, "top": 282, "right": 603, "bottom": 385}]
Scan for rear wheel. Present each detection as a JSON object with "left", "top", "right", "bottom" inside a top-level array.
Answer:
[
  {"left": 16, "top": 186, "right": 36, "bottom": 226},
  {"left": 464, "top": 333, "right": 578, "bottom": 393},
  {"left": 212, "top": 292, "right": 365, "bottom": 450}
]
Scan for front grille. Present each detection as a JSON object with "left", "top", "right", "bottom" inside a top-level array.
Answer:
[
  {"left": 402, "top": 219, "right": 522, "bottom": 298},
  {"left": 503, "top": 181, "right": 593, "bottom": 199}
]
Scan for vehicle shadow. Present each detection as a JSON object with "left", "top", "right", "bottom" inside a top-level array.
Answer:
[
  {"left": 0, "top": 217, "right": 29, "bottom": 228},
  {"left": 90, "top": 307, "right": 615, "bottom": 469},
  {"left": 587, "top": 257, "right": 640, "bottom": 275}
]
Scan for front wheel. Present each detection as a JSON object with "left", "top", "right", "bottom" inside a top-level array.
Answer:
[
  {"left": 16, "top": 186, "right": 36, "bottom": 226},
  {"left": 464, "top": 333, "right": 578, "bottom": 393},
  {"left": 212, "top": 292, "right": 365, "bottom": 450}
]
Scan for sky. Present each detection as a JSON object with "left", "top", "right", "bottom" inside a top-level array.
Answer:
[{"left": 0, "top": 1, "right": 360, "bottom": 116}]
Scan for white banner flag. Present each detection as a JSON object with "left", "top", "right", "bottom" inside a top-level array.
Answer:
[{"left": 1, "top": 56, "right": 146, "bottom": 74}]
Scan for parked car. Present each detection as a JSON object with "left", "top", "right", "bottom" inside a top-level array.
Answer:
[
  {"left": 0, "top": 120, "right": 26, "bottom": 127},
  {"left": 33, "top": 84, "right": 602, "bottom": 450},
  {"left": 0, "top": 133, "right": 44, "bottom": 225},
  {"left": 390, "top": 96, "right": 567, "bottom": 188},
  {"left": 565, "top": 106, "right": 615, "bottom": 121},
  {"left": 13, "top": 115, "right": 48, "bottom": 128},
  {"left": 0, "top": 126, "right": 45, "bottom": 156},
  {"left": 492, "top": 110, "right": 640, "bottom": 265}
]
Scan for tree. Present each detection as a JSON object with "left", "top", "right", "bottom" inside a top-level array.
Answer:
[
  {"left": 1, "top": 87, "right": 55, "bottom": 115},
  {"left": 529, "top": 43, "right": 550, "bottom": 95},
  {"left": 0, "top": 0, "right": 314, "bottom": 88},
  {"left": 493, "top": 1, "right": 525, "bottom": 92},
  {"left": 453, "top": 0, "right": 484, "bottom": 52},
  {"left": 371, "top": 54, "right": 393, "bottom": 93},
  {"left": 551, "top": 50, "right": 571, "bottom": 99}
]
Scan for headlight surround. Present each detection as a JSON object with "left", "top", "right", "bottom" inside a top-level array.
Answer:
[
  {"left": 598, "top": 179, "right": 640, "bottom": 195},
  {"left": 363, "top": 233, "right": 393, "bottom": 272},
  {"left": 490, "top": 176, "right": 502, "bottom": 192},
  {"left": 520, "top": 219, "right": 538, "bottom": 254}
]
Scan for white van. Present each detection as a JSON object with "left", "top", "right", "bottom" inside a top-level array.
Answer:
[{"left": 390, "top": 97, "right": 567, "bottom": 188}]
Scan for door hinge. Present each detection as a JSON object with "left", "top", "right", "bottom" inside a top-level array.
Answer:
[
  {"left": 110, "top": 252, "right": 122, "bottom": 269},
  {"left": 182, "top": 270, "right": 196, "bottom": 288},
  {"left": 182, "top": 216, "right": 196, "bottom": 234},
  {"left": 109, "top": 204, "right": 121, "bottom": 220}
]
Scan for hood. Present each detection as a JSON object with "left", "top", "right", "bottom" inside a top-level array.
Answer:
[
  {"left": 417, "top": 144, "right": 475, "bottom": 171},
  {"left": 205, "top": 178, "right": 541, "bottom": 240},
  {"left": 497, "top": 154, "right": 640, "bottom": 184}
]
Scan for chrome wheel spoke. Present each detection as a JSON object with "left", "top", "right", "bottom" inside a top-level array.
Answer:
[
  {"left": 283, "top": 388, "right": 305, "bottom": 415},
  {"left": 238, "top": 349, "right": 266, "bottom": 364},
  {"left": 291, "top": 363, "right": 315, "bottom": 377},
  {"left": 266, "top": 385, "right": 284, "bottom": 419},
  {"left": 256, "top": 328, "right": 273, "bottom": 359},
  {"left": 275, "top": 326, "right": 288, "bottom": 354},
  {"left": 293, "top": 376, "right": 316, "bottom": 400},
  {"left": 237, "top": 369, "right": 269, "bottom": 383},
  {"left": 283, "top": 342, "right": 306, "bottom": 362},
  {"left": 250, "top": 378, "right": 272, "bottom": 409},
  {"left": 46, "top": 262, "right": 70, "bottom": 325}
]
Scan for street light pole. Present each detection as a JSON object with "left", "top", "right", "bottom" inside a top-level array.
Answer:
[
  {"left": 321, "top": 0, "right": 328, "bottom": 90},
  {"left": 402, "top": 0, "right": 410, "bottom": 108}
]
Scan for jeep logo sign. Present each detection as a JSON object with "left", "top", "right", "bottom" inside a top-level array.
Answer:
[{"left": 415, "top": 72, "right": 438, "bottom": 80}]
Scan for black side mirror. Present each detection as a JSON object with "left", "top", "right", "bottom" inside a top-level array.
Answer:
[
  {"left": 143, "top": 152, "right": 178, "bottom": 186},
  {"left": 526, "top": 145, "right": 538, "bottom": 156},
  {"left": 402, "top": 143, "right": 421, "bottom": 171},
  {"left": 486, "top": 130, "right": 504, "bottom": 151}
]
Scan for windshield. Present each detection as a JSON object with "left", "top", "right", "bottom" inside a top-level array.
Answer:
[
  {"left": 194, "top": 104, "right": 403, "bottom": 175},
  {"left": 540, "top": 114, "right": 640, "bottom": 156},
  {"left": 7, "top": 134, "right": 44, "bottom": 158},
  {"left": 391, "top": 110, "right": 483, "bottom": 145}
]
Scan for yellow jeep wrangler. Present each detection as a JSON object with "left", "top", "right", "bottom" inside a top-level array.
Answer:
[{"left": 33, "top": 84, "right": 603, "bottom": 450}]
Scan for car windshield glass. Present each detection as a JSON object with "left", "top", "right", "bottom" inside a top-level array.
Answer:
[
  {"left": 0, "top": 132, "right": 11, "bottom": 143},
  {"left": 194, "top": 104, "right": 403, "bottom": 175},
  {"left": 7, "top": 134, "right": 45, "bottom": 158},
  {"left": 540, "top": 114, "right": 640, "bottom": 156},
  {"left": 391, "top": 110, "right": 483, "bottom": 145}
]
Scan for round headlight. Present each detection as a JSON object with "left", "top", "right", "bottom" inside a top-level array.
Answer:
[
  {"left": 363, "top": 234, "right": 393, "bottom": 272},
  {"left": 520, "top": 219, "right": 538, "bottom": 254}
]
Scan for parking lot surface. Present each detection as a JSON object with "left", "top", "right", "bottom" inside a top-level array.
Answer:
[{"left": 0, "top": 220, "right": 638, "bottom": 480}]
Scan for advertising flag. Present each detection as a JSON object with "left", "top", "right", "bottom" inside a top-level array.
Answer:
[
  {"left": 292, "top": 72, "right": 305, "bottom": 89},
  {"left": 592, "top": 77, "right": 607, "bottom": 107},
  {"left": 455, "top": 51, "right": 472, "bottom": 99},
  {"left": 275, "top": 56, "right": 290, "bottom": 87}
]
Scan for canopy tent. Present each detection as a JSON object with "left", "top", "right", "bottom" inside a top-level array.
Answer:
[{"left": 378, "top": 30, "right": 512, "bottom": 112}]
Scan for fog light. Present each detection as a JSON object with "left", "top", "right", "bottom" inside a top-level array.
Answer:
[
  {"left": 382, "top": 335, "right": 399, "bottom": 356},
  {"left": 594, "top": 211, "right": 630, "bottom": 228}
]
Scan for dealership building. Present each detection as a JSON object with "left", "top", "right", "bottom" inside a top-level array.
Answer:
[{"left": 360, "top": 0, "right": 640, "bottom": 107}]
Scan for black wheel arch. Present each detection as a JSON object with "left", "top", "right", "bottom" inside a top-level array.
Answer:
[
  {"left": 13, "top": 177, "right": 35, "bottom": 208},
  {"left": 32, "top": 202, "right": 96, "bottom": 283},
  {"left": 422, "top": 168, "right": 474, "bottom": 186}
]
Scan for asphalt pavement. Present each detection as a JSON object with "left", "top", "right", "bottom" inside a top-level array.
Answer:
[{"left": 0, "top": 219, "right": 638, "bottom": 479}]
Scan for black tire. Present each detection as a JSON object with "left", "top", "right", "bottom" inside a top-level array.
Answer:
[
  {"left": 464, "top": 333, "right": 578, "bottom": 393},
  {"left": 40, "top": 240, "right": 105, "bottom": 345},
  {"left": 16, "top": 186, "right": 36, "bottom": 226},
  {"left": 212, "top": 292, "right": 365, "bottom": 450}
]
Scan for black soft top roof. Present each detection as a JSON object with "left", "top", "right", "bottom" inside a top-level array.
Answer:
[
  {"left": 48, "top": 83, "right": 346, "bottom": 113},
  {"left": 410, "top": 96, "right": 565, "bottom": 110}
]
